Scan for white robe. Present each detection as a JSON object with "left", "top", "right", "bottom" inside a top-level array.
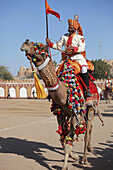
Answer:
[{"left": 52, "top": 33, "right": 87, "bottom": 67}]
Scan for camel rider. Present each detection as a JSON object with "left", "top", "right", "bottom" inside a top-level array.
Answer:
[
  {"left": 105, "top": 77, "right": 112, "bottom": 91},
  {"left": 46, "top": 17, "right": 92, "bottom": 98}
]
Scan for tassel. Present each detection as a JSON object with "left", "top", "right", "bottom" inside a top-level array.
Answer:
[{"left": 30, "top": 61, "right": 47, "bottom": 99}]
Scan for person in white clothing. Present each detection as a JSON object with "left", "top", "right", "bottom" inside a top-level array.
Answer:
[
  {"left": 105, "top": 77, "right": 112, "bottom": 92},
  {"left": 46, "top": 16, "right": 92, "bottom": 97}
]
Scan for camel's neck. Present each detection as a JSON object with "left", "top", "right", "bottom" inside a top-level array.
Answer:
[
  {"left": 37, "top": 57, "right": 67, "bottom": 106},
  {"left": 37, "top": 57, "right": 59, "bottom": 90}
]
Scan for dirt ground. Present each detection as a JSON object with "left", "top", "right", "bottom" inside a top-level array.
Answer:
[{"left": 0, "top": 99, "right": 113, "bottom": 170}]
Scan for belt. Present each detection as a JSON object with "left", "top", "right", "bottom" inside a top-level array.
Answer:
[{"left": 61, "top": 52, "right": 81, "bottom": 60}]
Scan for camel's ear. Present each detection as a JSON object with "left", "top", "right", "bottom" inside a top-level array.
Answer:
[
  {"left": 25, "top": 39, "right": 30, "bottom": 45},
  {"left": 26, "top": 39, "right": 29, "bottom": 42}
]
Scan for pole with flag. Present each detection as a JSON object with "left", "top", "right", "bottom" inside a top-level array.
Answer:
[{"left": 45, "top": 0, "right": 61, "bottom": 40}]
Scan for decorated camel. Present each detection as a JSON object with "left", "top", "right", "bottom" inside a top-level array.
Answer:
[{"left": 20, "top": 40, "right": 104, "bottom": 170}]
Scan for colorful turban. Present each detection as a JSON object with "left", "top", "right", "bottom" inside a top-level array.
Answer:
[{"left": 68, "top": 19, "right": 79, "bottom": 30}]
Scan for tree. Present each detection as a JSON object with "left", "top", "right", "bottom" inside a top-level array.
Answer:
[
  {"left": 91, "top": 59, "right": 111, "bottom": 79},
  {"left": 0, "top": 66, "right": 14, "bottom": 80}
]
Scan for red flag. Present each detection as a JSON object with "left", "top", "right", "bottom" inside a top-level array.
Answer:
[{"left": 45, "top": 0, "right": 60, "bottom": 20}]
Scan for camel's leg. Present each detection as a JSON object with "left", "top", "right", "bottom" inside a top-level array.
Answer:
[
  {"left": 63, "top": 143, "right": 79, "bottom": 170},
  {"left": 109, "top": 94, "right": 111, "bottom": 103},
  {"left": 62, "top": 121, "right": 73, "bottom": 170},
  {"left": 68, "top": 115, "right": 79, "bottom": 162},
  {"left": 82, "top": 107, "right": 94, "bottom": 164},
  {"left": 62, "top": 115, "right": 79, "bottom": 169},
  {"left": 81, "top": 125, "right": 89, "bottom": 164},
  {"left": 69, "top": 150, "right": 79, "bottom": 162},
  {"left": 87, "top": 124, "right": 93, "bottom": 152},
  {"left": 62, "top": 144, "right": 71, "bottom": 170}
]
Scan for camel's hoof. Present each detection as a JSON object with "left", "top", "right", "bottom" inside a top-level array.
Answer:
[
  {"left": 81, "top": 160, "right": 88, "bottom": 164},
  {"left": 81, "top": 156, "right": 88, "bottom": 164},
  {"left": 102, "top": 122, "right": 104, "bottom": 126},
  {"left": 87, "top": 146, "right": 93, "bottom": 153},
  {"left": 62, "top": 167, "right": 68, "bottom": 170}
]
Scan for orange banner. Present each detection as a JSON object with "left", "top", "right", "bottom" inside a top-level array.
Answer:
[{"left": 45, "top": 0, "right": 60, "bottom": 20}]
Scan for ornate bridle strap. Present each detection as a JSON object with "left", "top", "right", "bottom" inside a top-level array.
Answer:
[
  {"left": 36, "top": 57, "right": 50, "bottom": 70},
  {"left": 47, "top": 79, "right": 59, "bottom": 91}
]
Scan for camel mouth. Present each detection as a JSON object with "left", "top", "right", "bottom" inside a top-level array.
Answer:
[
  {"left": 20, "top": 47, "right": 24, "bottom": 51},
  {"left": 25, "top": 51, "right": 32, "bottom": 56},
  {"left": 20, "top": 47, "right": 31, "bottom": 56}
]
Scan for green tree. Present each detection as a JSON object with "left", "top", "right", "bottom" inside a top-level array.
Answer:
[
  {"left": 0, "top": 66, "right": 14, "bottom": 80},
  {"left": 91, "top": 59, "right": 111, "bottom": 79}
]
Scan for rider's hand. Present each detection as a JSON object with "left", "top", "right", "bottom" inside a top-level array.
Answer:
[
  {"left": 67, "top": 46, "right": 78, "bottom": 52},
  {"left": 46, "top": 38, "right": 50, "bottom": 44},
  {"left": 46, "top": 38, "right": 53, "bottom": 47},
  {"left": 66, "top": 46, "right": 74, "bottom": 53}
]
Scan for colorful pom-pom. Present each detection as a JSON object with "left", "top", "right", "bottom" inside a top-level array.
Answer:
[
  {"left": 33, "top": 58, "right": 36, "bottom": 61},
  {"left": 34, "top": 47, "right": 37, "bottom": 51}
]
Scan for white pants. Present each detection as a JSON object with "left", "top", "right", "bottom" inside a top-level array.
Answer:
[{"left": 71, "top": 54, "right": 87, "bottom": 73}]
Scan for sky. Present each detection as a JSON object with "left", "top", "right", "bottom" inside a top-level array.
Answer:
[{"left": 0, "top": 0, "right": 113, "bottom": 76}]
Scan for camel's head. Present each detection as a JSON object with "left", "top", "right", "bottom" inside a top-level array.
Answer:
[
  {"left": 20, "top": 39, "right": 49, "bottom": 66},
  {"left": 20, "top": 39, "right": 34, "bottom": 56}
]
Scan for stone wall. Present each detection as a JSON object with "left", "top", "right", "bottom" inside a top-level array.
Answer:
[
  {"left": 95, "top": 79, "right": 113, "bottom": 91},
  {"left": 0, "top": 79, "right": 112, "bottom": 99},
  {"left": 0, "top": 79, "right": 47, "bottom": 99}
]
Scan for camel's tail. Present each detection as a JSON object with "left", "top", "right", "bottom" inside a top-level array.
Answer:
[{"left": 97, "top": 109, "right": 104, "bottom": 126}]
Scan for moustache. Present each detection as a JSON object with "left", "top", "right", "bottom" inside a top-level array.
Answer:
[{"left": 68, "top": 29, "right": 75, "bottom": 33}]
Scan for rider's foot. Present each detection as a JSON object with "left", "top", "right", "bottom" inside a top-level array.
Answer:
[{"left": 85, "top": 89, "right": 92, "bottom": 98}]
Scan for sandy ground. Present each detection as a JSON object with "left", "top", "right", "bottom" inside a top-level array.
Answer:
[{"left": 0, "top": 99, "right": 113, "bottom": 170}]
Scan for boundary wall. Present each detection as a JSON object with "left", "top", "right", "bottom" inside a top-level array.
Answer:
[
  {"left": 0, "top": 79, "right": 47, "bottom": 99},
  {"left": 0, "top": 79, "right": 112, "bottom": 99}
]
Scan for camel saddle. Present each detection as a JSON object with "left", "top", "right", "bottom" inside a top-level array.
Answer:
[{"left": 56, "top": 59, "right": 99, "bottom": 103}]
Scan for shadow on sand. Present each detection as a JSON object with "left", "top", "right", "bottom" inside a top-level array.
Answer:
[
  {"left": 72, "top": 133, "right": 113, "bottom": 170},
  {"left": 101, "top": 105, "right": 113, "bottom": 117},
  {"left": 0, "top": 136, "right": 113, "bottom": 169},
  {"left": 0, "top": 137, "right": 64, "bottom": 170}
]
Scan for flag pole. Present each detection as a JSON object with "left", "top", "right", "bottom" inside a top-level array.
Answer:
[
  {"left": 45, "top": 4, "right": 49, "bottom": 54},
  {"left": 45, "top": 0, "right": 60, "bottom": 53},
  {"left": 46, "top": 13, "right": 49, "bottom": 39}
]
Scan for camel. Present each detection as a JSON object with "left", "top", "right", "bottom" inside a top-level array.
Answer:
[{"left": 20, "top": 39, "right": 103, "bottom": 170}]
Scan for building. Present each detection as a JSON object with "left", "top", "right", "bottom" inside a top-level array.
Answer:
[
  {"left": 103, "top": 59, "right": 113, "bottom": 75},
  {"left": 16, "top": 66, "right": 39, "bottom": 80},
  {"left": 0, "top": 79, "right": 48, "bottom": 99}
]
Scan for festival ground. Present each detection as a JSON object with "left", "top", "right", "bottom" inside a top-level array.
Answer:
[{"left": 0, "top": 99, "right": 113, "bottom": 170}]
